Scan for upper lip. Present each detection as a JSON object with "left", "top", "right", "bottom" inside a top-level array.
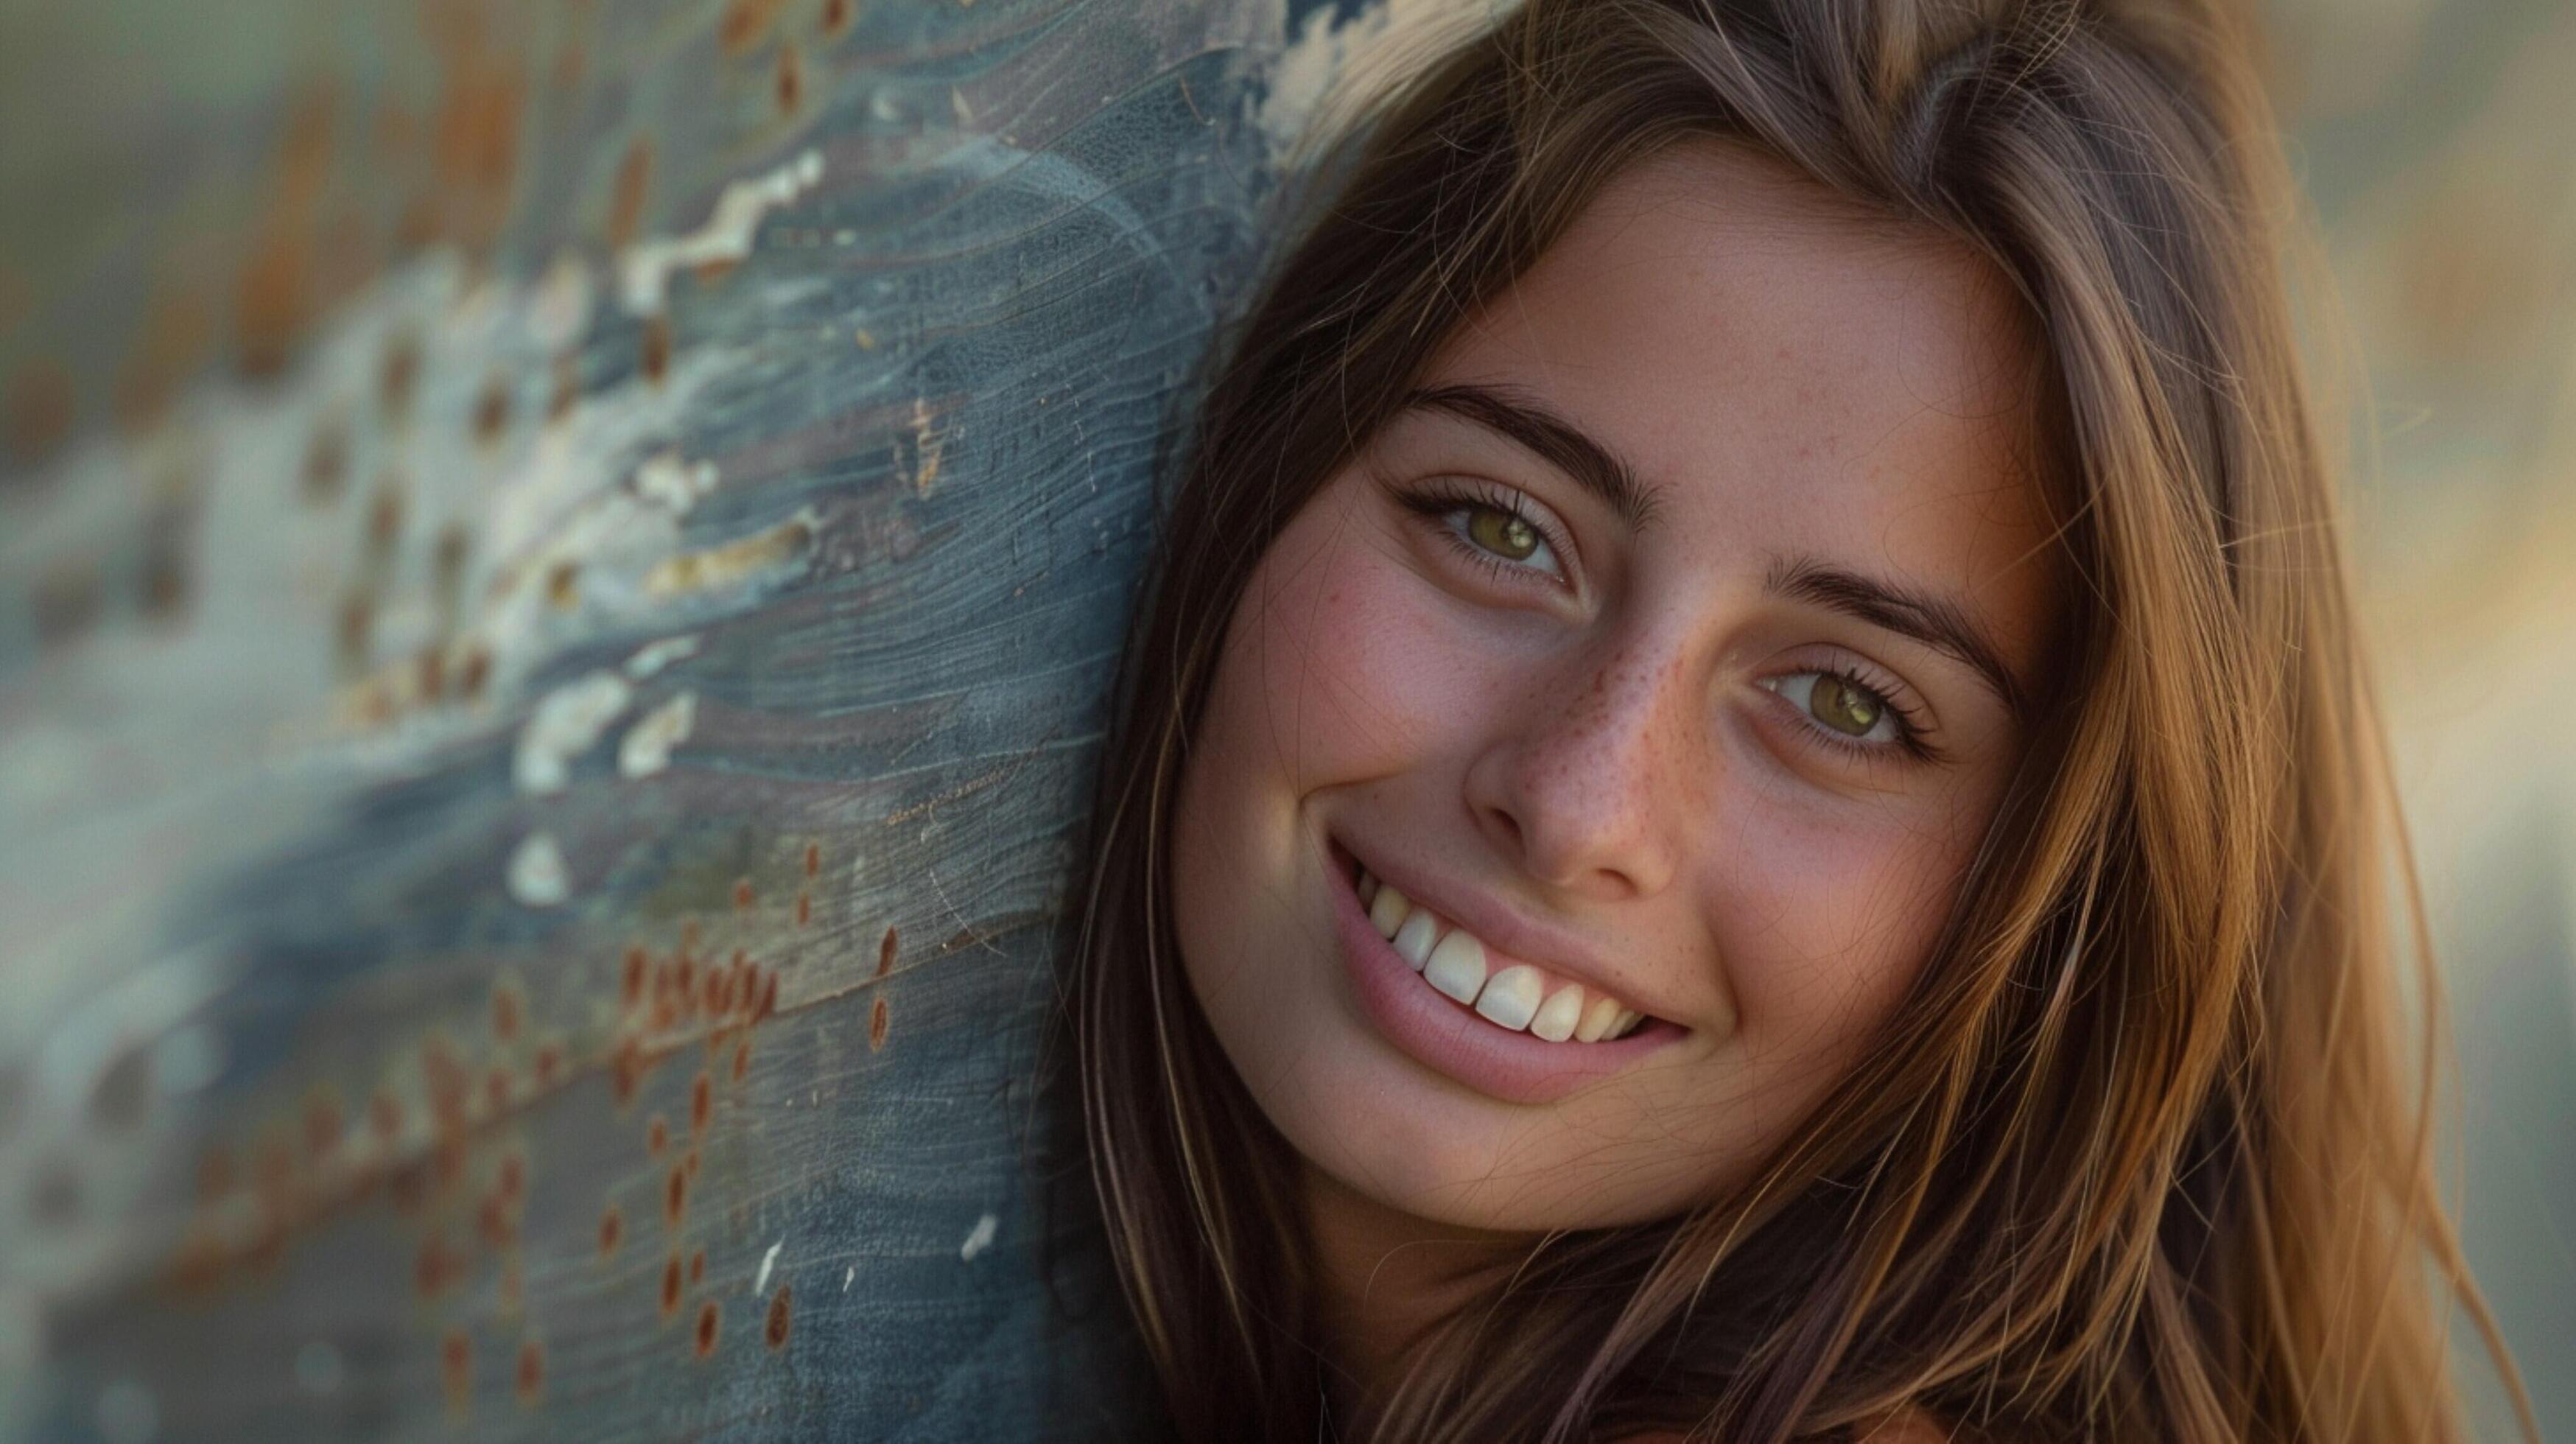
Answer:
[{"left": 1335, "top": 833, "right": 1669, "bottom": 1025}]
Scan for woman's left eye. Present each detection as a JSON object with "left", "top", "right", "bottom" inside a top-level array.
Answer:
[
  {"left": 1396, "top": 484, "right": 1568, "bottom": 583},
  {"left": 1758, "top": 670, "right": 1912, "bottom": 750}
]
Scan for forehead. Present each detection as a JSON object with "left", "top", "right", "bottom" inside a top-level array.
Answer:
[{"left": 1422, "top": 139, "right": 2057, "bottom": 659}]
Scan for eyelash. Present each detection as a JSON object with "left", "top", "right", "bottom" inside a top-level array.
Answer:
[
  {"left": 1391, "top": 477, "right": 1944, "bottom": 767},
  {"left": 1763, "top": 665, "right": 1943, "bottom": 765},
  {"left": 1391, "top": 478, "right": 1573, "bottom": 588}
]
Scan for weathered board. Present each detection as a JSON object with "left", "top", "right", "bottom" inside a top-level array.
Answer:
[{"left": 0, "top": 0, "right": 1473, "bottom": 1437}]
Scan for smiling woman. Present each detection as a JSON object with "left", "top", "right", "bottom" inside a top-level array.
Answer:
[{"left": 1055, "top": 1, "right": 2533, "bottom": 1441}]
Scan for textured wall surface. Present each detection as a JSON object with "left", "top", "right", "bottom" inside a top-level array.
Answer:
[{"left": 0, "top": 0, "right": 1472, "bottom": 1437}]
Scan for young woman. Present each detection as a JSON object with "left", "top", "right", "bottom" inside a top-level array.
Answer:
[{"left": 1057, "top": 0, "right": 2532, "bottom": 1438}]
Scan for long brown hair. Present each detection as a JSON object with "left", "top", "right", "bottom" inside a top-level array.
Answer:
[{"left": 1056, "top": 1, "right": 2534, "bottom": 1438}]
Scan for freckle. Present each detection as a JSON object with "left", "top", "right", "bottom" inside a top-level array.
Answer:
[
  {"left": 623, "top": 947, "right": 649, "bottom": 1009},
  {"left": 688, "top": 1247, "right": 705, "bottom": 1284},
  {"left": 608, "top": 138, "right": 652, "bottom": 250},
  {"left": 665, "top": 1162, "right": 687, "bottom": 1226},
  {"left": 765, "top": 1284, "right": 791, "bottom": 1350},
  {"left": 516, "top": 1339, "right": 544, "bottom": 1406},
  {"left": 660, "top": 1252, "right": 684, "bottom": 1316},
  {"left": 641, "top": 316, "right": 670, "bottom": 385},
  {"left": 599, "top": 1204, "right": 625, "bottom": 1258},
  {"left": 473, "top": 372, "right": 510, "bottom": 447},
  {"left": 733, "top": 877, "right": 753, "bottom": 911},
  {"left": 775, "top": 42, "right": 802, "bottom": 113},
  {"left": 647, "top": 1114, "right": 667, "bottom": 1156},
  {"left": 690, "top": 1071, "right": 711, "bottom": 1135},
  {"left": 694, "top": 1300, "right": 720, "bottom": 1358},
  {"left": 381, "top": 332, "right": 420, "bottom": 423},
  {"left": 303, "top": 418, "right": 348, "bottom": 502},
  {"left": 491, "top": 983, "right": 522, "bottom": 1042},
  {"left": 869, "top": 996, "right": 888, "bottom": 1051},
  {"left": 731, "top": 1038, "right": 749, "bottom": 1083},
  {"left": 416, "top": 1230, "right": 454, "bottom": 1299},
  {"left": 442, "top": 1328, "right": 471, "bottom": 1414},
  {"left": 876, "top": 927, "right": 896, "bottom": 978}
]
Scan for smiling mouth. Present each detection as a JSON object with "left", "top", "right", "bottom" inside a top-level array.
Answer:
[{"left": 1344, "top": 852, "right": 1652, "bottom": 1044}]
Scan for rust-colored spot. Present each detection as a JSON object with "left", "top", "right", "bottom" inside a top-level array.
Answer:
[
  {"left": 117, "top": 287, "right": 215, "bottom": 430},
  {"left": 485, "top": 1065, "right": 514, "bottom": 1114},
  {"left": 608, "top": 138, "right": 652, "bottom": 250},
  {"left": 796, "top": 891, "right": 811, "bottom": 927},
  {"left": 490, "top": 983, "right": 523, "bottom": 1043},
  {"left": 660, "top": 1250, "right": 684, "bottom": 1316},
  {"left": 416, "top": 1230, "right": 456, "bottom": 1299},
  {"left": 534, "top": 1041, "right": 564, "bottom": 1090},
  {"left": 685, "top": 1148, "right": 700, "bottom": 1180},
  {"left": 433, "top": 1132, "right": 468, "bottom": 1194},
  {"left": 624, "top": 947, "right": 650, "bottom": 1008},
  {"left": 235, "top": 228, "right": 311, "bottom": 379},
  {"left": 876, "top": 926, "right": 897, "bottom": 978},
  {"left": 477, "top": 1189, "right": 516, "bottom": 1249},
  {"left": 719, "top": 0, "right": 787, "bottom": 54},
  {"left": 641, "top": 315, "right": 670, "bottom": 385},
  {"left": 456, "top": 646, "right": 491, "bottom": 701},
  {"left": 613, "top": 1037, "right": 644, "bottom": 1107},
  {"left": 688, "top": 1247, "right": 705, "bottom": 1284},
  {"left": 499, "top": 1256, "right": 524, "bottom": 1315},
  {"left": 822, "top": 0, "right": 852, "bottom": 38},
  {"left": 804, "top": 842, "right": 821, "bottom": 877},
  {"left": 664, "top": 1162, "right": 688, "bottom": 1227},
  {"left": 682, "top": 919, "right": 702, "bottom": 952},
  {"left": 757, "top": 970, "right": 779, "bottom": 1024},
  {"left": 775, "top": 41, "right": 803, "bottom": 113},
  {"left": 869, "top": 996, "right": 888, "bottom": 1052},
  {"left": 675, "top": 954, "right": 697, "bottom": 1010},
  {"left": 415, "top": 646, "right": 448, "bottom": 701},
  {"left": 689, "top": 1071, "right": 711, "bottom": 1135},
  {"left": 389, "top": 1160, "right": 429, "bottom": 1215},
  {"left": 303, "top": 1091, "right": 344, "bottom": 1161},
  {"left": 516, "top": 1339, "right": 544, "bottom": 1406},
  {"left": 544, "top": 559, "right": 580, "bottom": 610},
  {"left": 424, "top": 1036, "right": 468, "bottom": 1126},
  {"left": 443, "top": 1328, "right": 471, "bottom": 1414},
  {"left": 736, "top": 963, "right": 761, "bottom": 1017},
  {"left": 4, "top": 360, "right": 75, "bottom": 466},
  {"left": 765, "top": 1284, "right": 792, "bottom": 1349},
  {"left": 495, "top": 1151, "right": 525, "bottom": 1203},
  {"left": 335, "top": 590, "right": 374, "bottom": 673},
  {"left": 694, "top": 1299, "right": 720, "bottom": 1358},
  {"left": 303, "top": 417, "right": 348, "bottom": 502},
  {"left": 549, "top": 352, "right": 579, "bottom": 422},
  {"left": 647, "top": 1113, "right": 668, "bottom": 1157},
  {"left": 473, "top": 372, "right": 510, "bottom": 447},
  {"left": 731, "top": 1037, "right": 750, "bottom": 1084},
  {"left": 732, "top": 877, "right": 754, "bottom": 911},
  {"left": 365, "top": 481, "right": 404, "bottom": 558},
  {"left": 599, "top": 1204, "right": 625, "bottom": 1258},
  {"left": 705, "top": 963, "right": 731, "bottom": 1016},
  {"left": 380, "top": 331, "right": 420, "bottom": 423}
]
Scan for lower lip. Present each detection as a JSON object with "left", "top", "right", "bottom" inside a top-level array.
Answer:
[{"left": 1327, "top": 838, "right": 1682, "bottom": 1106}]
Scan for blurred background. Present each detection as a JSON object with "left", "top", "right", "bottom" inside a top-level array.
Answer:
[
  {"left": 2261, "top": 0, "right": 2576, "bottom": 1431},
  {"left": 0, "top": 0, "right": 2566, "bottom": 1438}
]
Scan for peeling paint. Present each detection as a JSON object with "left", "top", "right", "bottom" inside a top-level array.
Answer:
[
  {"left": 616, "top": 691, "right": 696, "bottom": 779},
  {"left": 617, "top": 150, "right": 825, "bottom": 315},
  {"left": 513, "top": 671, "right": 633, "bottom": 794},
  {"left": 506, "top": 832, "right": 569, "bottom": 907},
  {"left": 958, "top": 1212, "right": 996, "bottom": 1263}
]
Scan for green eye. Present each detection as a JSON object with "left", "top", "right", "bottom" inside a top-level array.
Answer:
[
  {"left": 1466, "top": 507, "right": 1539, "bottom": 561},
  {"left": 1807, "top": 674, "right": 1884, "bottom": 736}
]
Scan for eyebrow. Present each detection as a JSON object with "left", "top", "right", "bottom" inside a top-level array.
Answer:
[
  {"left": 1400, "top": 382, "right": 1663, "bottom": 533},
  {"left": 1763, "top": 554, "right": 2026, "bottom": 717}
]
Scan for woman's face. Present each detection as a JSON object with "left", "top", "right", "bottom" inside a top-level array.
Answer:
[{"left": 1169, "top": 140, "right": 2061, "bottom": 1232}]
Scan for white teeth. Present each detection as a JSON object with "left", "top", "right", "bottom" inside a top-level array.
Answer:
[
  {"left": 1391, "top": 908, "right": 1439, "bottom": 971},
  {"left": 1421, "top": 929, "right": 1487, "bottom": 1005},
  {"left": 1529, "top": 985, "right": 1584, "bottom": 1042},
  {"left": 1353, "top": 858, "right": 1646, "bottom": 1043},
  {"left": 1368, "top": 881, "right": 1410, "bottom": 940},
  {"left": 1473, "top": 965, "right": 1543, "bottom": 1031},
  {"left": 1574, "top": 994, "right": 1623, "bottom": 1043}
]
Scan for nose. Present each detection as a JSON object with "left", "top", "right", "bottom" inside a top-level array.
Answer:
[{"left": 1463, "top": 630, "right": 1685, "bottom": 902}]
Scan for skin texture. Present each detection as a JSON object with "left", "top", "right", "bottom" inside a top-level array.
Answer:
[{"left": 1167, "top": 139, "right": 2063, "bottom": 1390}]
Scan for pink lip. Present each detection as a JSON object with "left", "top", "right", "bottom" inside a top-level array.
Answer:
[{"left": 1327, "top": 838, "right": 1682, "bottom": 1106}]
